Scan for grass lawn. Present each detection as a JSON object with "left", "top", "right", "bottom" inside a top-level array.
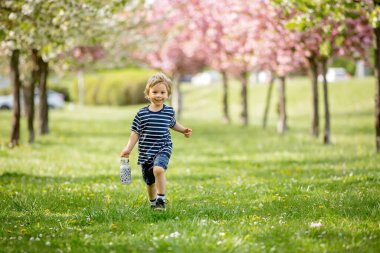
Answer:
[{"left": 0, "top": 77, "right": 379, "bottom": 252}]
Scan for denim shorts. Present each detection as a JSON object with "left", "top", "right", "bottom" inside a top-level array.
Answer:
[{"left": 141, "top": 153, "right": 170, "bottom": 185}]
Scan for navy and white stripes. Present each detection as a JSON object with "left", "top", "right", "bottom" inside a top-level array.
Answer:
[{"left": 131, "top": 104, "right": 176, "bottom": 165}]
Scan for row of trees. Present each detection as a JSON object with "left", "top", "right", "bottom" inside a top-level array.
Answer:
[
  {"left": 129, "top": 0, "right": 376, "bottom": 149},
  {"left": 0, "top": 0, "right": 130, "bottom": 146},
  {"left": 1, "top": 0, "right": 379, "bottom": 152}
]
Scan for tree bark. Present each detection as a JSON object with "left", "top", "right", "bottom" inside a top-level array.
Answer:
[
  {"left": 321, "top": 57, "right": 331, "bottom": 145},
  {"left": 221, "top": 71, "right": 230, "bottom": 123},
  {"left": 23, "top": 49, "right": 39, "bottom": 143},
  {"left": 240, "top": 71, "right": 249, "bottom": 126},
  {"left": 277, "top": 76, "right": 288, "bottom": 134},
  {"left": 9, "top": 50, "right": 21, "bottom": 147},
  {"left": 263, "top": 75, "right": 275, "bottom": 129},
  {"left": 38, "top": 57, "right": 49, "bottom": 135},
  {"left": 308, "top": 57, "right": 319, "bottom": 137},
  {"left": 374, "top": 25, "right": 380, "bottom": 152}
]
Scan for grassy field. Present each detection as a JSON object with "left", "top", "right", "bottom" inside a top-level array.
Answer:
[{"left": 0, "top": 77, "right": 379, "bottom": 252}]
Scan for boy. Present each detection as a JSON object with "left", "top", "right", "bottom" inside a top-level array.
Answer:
[{"left": 120, "top": 72, "right": 192, "bottom": 210}]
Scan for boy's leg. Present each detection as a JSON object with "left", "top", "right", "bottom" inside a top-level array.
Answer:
[
  {"left": 153, "top": 166, "right": 166, "bottom": 195},
  {"left": 142, "top": 162, "right": 157, "bottom": 206},
  {"left": 152, "top": 154, "right": 169, "bottom": 210},
  {"left": 147, "top": 183, "right": 157, "bottom": 200}
]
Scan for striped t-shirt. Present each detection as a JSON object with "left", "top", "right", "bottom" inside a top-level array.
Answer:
[{"left": 131, "top": 104, "right": 176, "bottom": 165}]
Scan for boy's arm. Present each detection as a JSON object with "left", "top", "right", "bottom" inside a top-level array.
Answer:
[
  {"left": 120, "top": 131, "right": 140, "bottom": 157},
  {"left": 171, "top": 122, "right": 192, "bottom": 138}
]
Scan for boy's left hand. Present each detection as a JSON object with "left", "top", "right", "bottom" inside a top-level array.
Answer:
[{"left": 183, "top": 128, "right": 192, "bottom": 138}]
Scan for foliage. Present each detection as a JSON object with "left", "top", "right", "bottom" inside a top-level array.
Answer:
[
  {"left": 272, "top": 0, "right": 372, "bottom": 61},
  {"left": 69, "top": 68, "right": 154, "bottom": 106},
  {"left": 0, "top": 86, "right": 11, "bottom": 96},
  {"left": 0, "top": 0, "right": 127, "bottom": 57},
  {"left": 330, "top": 57, "right": 357, "bottom": 75},
  {"left": 0, "top": 77, "right": 379, "bottom": 252}
]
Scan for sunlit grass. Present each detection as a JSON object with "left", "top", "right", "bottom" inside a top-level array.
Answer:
[{"left": 0, "top": 77, "right": 379, "bottom": 252}]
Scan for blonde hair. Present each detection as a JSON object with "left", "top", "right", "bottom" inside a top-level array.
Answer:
[{"left": 144, "top": 72, "right": 172, "bottom": 99}]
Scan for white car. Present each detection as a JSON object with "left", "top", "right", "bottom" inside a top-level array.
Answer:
[
  {"left": 36, "top": 90, "right": 65, "bottom": 109},
  {"left": 319, "top": 67, "right": 348, "bottom": 82},
  {"left": 0, "top": 90, "right": 65, "bottom": 110},
  {"left": 191, "top": 71, "right": 221, "bottom": 86},
  {"left": 0, "top": 94, "right": 12, "bottom": 110}
]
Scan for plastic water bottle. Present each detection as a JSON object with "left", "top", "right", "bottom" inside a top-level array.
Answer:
[{"left": 120, "top": 157, "right": 131, "bottom": 184}]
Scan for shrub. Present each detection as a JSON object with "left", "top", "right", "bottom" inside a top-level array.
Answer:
[
  {"left": 0, "top": 86, "right": 11, "bottom": 96},
  {"left": 70, "top": 69, "right": 154, "bottom": 106},
  {"left": 49, "top": 83, "right": 71, "bottom": 102}
]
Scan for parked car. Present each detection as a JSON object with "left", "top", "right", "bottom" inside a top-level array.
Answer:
[
  {"left": 191, "top": 70, "right": 221, "bottom": 86},
  {"left": 0, "top": 90, "right": 65, "bottom": 110},
  {"left": 180, "top": 74, "right": 192, "bottom": 82},
  {"left": 36, "top": 90, "right": 65, "bottom": 109},
  {"left": 319, "top": 67, "right": 349, "bottom": 82},
  {"left": 0, "top": 94, "right": 12, "bottom": 110}
]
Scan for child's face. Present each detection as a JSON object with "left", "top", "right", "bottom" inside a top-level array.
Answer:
[{"left": 148, "top": 82, "right": 168, "bottom": 107}]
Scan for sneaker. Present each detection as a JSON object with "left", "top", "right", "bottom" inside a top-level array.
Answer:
[{"left": 154, "top": 198, "right": 166, "bottom": 211}]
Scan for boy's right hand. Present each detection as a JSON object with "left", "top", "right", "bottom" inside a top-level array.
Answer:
[
  {"left": 120, "top": 149, "right": 130, "bottom": 158},
  {"left": 183, "top": 128, "right": 192, "bottom": 138}
]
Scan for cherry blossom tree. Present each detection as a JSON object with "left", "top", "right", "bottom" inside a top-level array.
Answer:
[
  {"left": 192, "top": 0, "right": 234, "bottom": 123},
  {"left": 206, "top": 0, "right": 267, "bottom": 125},
  {"left": 134, "top": 0, "right": 208, "bottom": 118},
  {"left": 253, "top": 4, "right": 306, "bottom": 134},
  {"left": 0, "top": 0, "right": 126, "bottom": 145},
  {"left": 273, "top": 0, "right": 372, "bottom": 144}
]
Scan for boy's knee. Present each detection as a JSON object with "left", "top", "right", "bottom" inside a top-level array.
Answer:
[{"left": 153, "top": 166, "right": 165, "bottom": 175}]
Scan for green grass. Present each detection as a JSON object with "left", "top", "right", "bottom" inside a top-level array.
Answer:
[{"left": 0, "top": 77, "right": 379, "bottom": 253}]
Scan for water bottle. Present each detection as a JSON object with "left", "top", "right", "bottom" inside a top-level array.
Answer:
[{"left": 120, "top": 157, "right": 131, "bottom": 184}]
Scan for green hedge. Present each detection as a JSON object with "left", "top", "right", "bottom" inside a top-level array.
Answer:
[
  {"left": 0, "top": 86, "right": 11, "bottom": 96},
  {"left": 70, "top": 69, "right": 155, "bottom": 106}
]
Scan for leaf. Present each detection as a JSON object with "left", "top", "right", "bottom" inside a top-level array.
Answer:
[
  {"left": 19, "top": 22, "right": 31, "bottom": 32},
  {"left": 285, "top": 21, "right": 296, "bottom": 30},
  {"left": 0, "top": 30, "right": 5, "bottom": 41},
  {"left": 335, "top": 36, "right": 344, "bottom": 47},
  {"left": 320, "top": 41, "right": 331, "bottom": 57}
]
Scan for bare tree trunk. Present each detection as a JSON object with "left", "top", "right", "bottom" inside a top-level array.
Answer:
[
  {"left": 9, "top": 50, "right": 21, "bottom": 147},
  {"left": 263, "top": 74, "right": 275, "bottom": 129},
  {"left": 321, "top": 58, "right": 331, "bottom": 145},
  {"left": 240, "top": 71, "right": 249, "bottom": 126},
  {"left": 171, "top": 73, "right": 182, "bottom": 119},
  {"left": 221, "top": 71, "right": 230, "bottom": 123},
  {"left": 23, "top": 49, "right": 39, "bottom": 143},
  {"left": 374, "top": 25, "right": 380, "bottom": 152},
  {"left": 277, "top": 76, "right": 287, "bottom": 134},
  {"left": 38, "top": 57, "right": 49, "bottom": 135},
  {"left": 308, "top": 57, "right": 319, "bottom": 137}
]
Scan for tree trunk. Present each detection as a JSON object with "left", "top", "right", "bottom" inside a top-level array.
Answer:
[
  {"left": 9, "top": 50, "right": 21, "bottom": 147},
  {"left": 263, "top": 74, "right": 275, "bottom": 129},
  {"left": 240, "top": 71, "right": 249, "bottom": 126},
  {"left": 321, "top": 58, "right": 331, "bottom": 145},
  {"left": 277, "top": 76, "right": 287, "bottom": 134},
  {"left": 221, "top": 71, "right": 230, "bottom": 123},
  {"left": 374, "top": 25, "right": 380, "bottom": 152},
  {"left": 38, "top": 57, "right": 49, "bottom": 135},
  {"left": 171, "top": 73, "right": 182, "bottom": 119},
  {"left": 23, "top": 49, "right": 39, "bottom": 143},
  {"left": 308, "top": 57, "right": 319, "bottom": 137}
]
